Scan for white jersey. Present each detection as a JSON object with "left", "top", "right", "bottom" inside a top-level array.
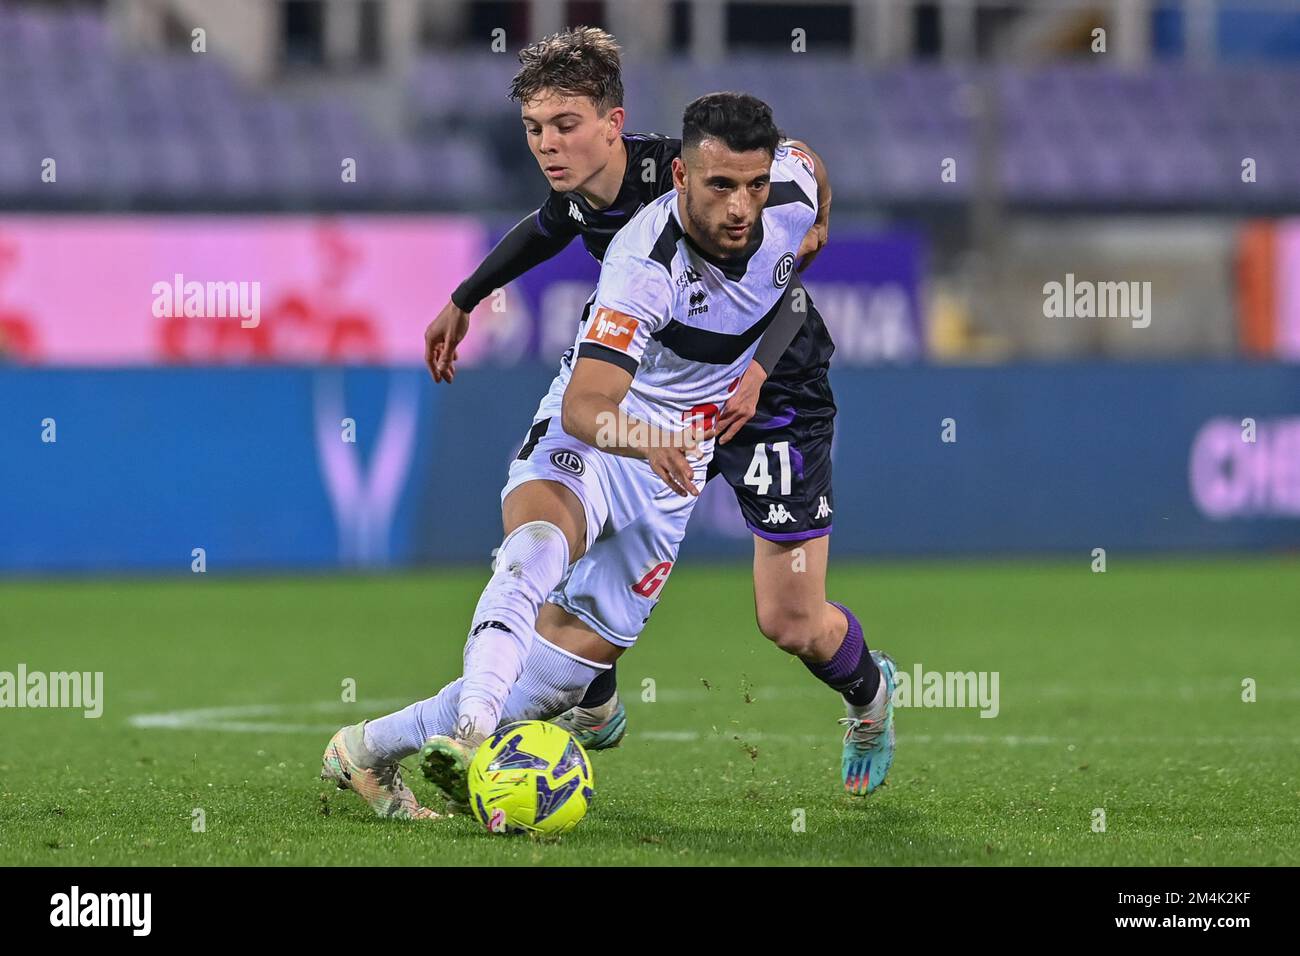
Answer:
[
  {"left": 536, "top": 144, "right": 819, "bottom": 451},
  {"left": 505, "top": 146, "right": 818, "bottom": 647}
]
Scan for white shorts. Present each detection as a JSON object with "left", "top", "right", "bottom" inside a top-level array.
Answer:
[{"left": 501, "top": 414, "right": 707, "bottom": 648}]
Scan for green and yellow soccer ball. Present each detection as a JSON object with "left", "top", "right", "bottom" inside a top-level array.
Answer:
[{"left": 468, "top": 720, "right": 594, "bottom": 836}]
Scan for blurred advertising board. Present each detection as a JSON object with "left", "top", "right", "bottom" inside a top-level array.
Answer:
[{"left": 0, "top": 216, "right": 484, "bottom": 365}]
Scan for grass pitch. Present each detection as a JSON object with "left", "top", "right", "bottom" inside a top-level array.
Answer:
[{"left": 1, "top": 557, "right": 1297, "bottom": 866}]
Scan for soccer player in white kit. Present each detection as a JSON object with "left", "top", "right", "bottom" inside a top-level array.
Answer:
[{"left": 321, "top": 92, "right": 895, "bottom": 817}]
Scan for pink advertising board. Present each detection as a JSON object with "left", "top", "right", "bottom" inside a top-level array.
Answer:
[
  {"left": 0, "top": 216, "right": 485, "bottom": 365},
  {"left": 1277, "top": 221, "right": 1300, "bottom": 360}
]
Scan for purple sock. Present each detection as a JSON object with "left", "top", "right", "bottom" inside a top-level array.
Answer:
[{"left": 803, "top": 602, "right": 880, "bottom": 706}]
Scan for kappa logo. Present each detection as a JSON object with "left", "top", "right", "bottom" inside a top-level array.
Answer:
[
  {"left": 550, "top": 450, "right": 585, "bottom": 476},
  {"left": 585, "top": 307, "right": 638, "bottom": 351},
  {"left": 688, "top": 288, "right": 709, "bottom": 316},
  {"left": 814, "top": 496, "right": 833, "bottom": 520},
  {"left": 763, "top": 503, "right": 796, "bottom": 525},
  {"left": 773, "top": 252, "right": 795, "bottom": 288},
  {"left": 568, "top": 201, "right": 585, "bottom": 225}
]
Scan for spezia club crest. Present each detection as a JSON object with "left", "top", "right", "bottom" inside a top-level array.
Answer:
[
  {"left": 550, "top": 450, "right": 585, "bottom": 476},
  {"left": 773, "top": 252, "right": 795, "bottom": 288}
]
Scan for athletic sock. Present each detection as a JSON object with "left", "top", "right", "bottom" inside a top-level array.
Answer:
[
  {"left": 575, "top": 660, "right": 617, "bottom": 709},
  {"left": 803, "top": 601, "right": 880, "bottom": 706},
  {"left": 499, "top": 636, "right": 609, "bottom": 724},
  {"left": 458, "top": 520, "right": 570, "bottom": 743},
  {"left": 361, "top": 636, "right": 607, "bottom": 764},
  {"left": 362, "top": 677, "right": 463, "bottom": 764},
  {"left": 846, "top": 669, "right": 887, "bottom": 721}
]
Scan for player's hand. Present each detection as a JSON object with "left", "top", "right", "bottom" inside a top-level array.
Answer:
[
  {"left": 425, "top": 301, "right": 471, "bottom": 383},
  {"left": 717, "top": 360, "right": 766, "bottom": 445},
  {"left": 796, "top": 217, "right": 829, "bottom": 273},
  {"left": 647, "top": 424, "right": 715, "bottom": 497}
]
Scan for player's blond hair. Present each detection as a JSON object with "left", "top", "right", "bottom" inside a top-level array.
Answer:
[{"left": 509, "top": 27, "right": 624, "bottom": 114}]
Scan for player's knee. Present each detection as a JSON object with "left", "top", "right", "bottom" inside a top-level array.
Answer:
[
  {"left": 492, "top": 520, "right": 570, "bottom": 582},
  {"left": 755, "top": 605, "right": 822, "bottom": 657}
]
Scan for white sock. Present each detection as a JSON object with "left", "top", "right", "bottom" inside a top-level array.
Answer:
[
  {"left": 499, "top": 636, "right": 609, "bottom": 724},
  {"left": 458, "top": 521, "right": 570, "bottom": 742},
  {"left": 363, "top": 677, "right": 463, "bottom": 763},
  {"left": 360, "top": 639, "right": 606, "bottom": 763}
]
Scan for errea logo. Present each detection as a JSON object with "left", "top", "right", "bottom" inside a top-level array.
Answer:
[{"left": 688, "top": 289, "right": 709, "bottom": 316}]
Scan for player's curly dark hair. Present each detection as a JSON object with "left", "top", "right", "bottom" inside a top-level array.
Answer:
[
  {"left": 509, "top": 27, "right": 624, "bottom": 113},
  {"left": 681, "top": 92, "right": 782, "bottom": 157}
]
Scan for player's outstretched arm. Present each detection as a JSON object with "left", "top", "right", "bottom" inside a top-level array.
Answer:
[
  {"left": 426, "top": 211, "right": 575, "bottom": 381},
  {"left": 562, "top": 357, "right": 713, "bottom": 497}
]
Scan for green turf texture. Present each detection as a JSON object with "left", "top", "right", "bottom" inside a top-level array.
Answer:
[{"left": 2, "top": 557, "right": 1297, "bottom": 866}]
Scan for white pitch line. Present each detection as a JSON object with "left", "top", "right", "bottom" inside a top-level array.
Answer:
[
  {"left": 126, "top": 698, "right": 412, "bottom": 735},
  {"left": 653, "top": 684, "right": 1300, "bottom": 702},
  {"left": 125, "top": 701, "right": 1299, "bottom": 747},
  {"left": 641, "top": 731, "right": 1300, "bottom": 746}
]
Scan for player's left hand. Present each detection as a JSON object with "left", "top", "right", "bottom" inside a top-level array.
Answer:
[
  {"left": 425, "top": 300, "right": 471, "bottom": 383},
  {"left": 717, "top": 360, "right": 767, "bottom": 445},
  {"left": 648, "top": 424, "right": 714, "bottom": 497},
  {"left": 796, "top": 218, "right": 829, "bottom": 273}
]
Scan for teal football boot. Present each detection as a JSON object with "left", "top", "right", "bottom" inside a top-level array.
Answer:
[
  {"left": 551, "top": 693, "right": 627, "bottom": 750},
  {"left": 839, "top": 650, "right": 897, "bottom": 795}
]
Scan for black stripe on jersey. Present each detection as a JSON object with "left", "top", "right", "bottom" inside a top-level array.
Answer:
[
  {"left": 517, "top": 418, "right": 551, "bottom": 460},
  {"left": 765, "top": 179, "right": 814, "bottom": 210},
  {"left": 649, "top": 215, "right": 683, "bottom": 274},
  {"left": 577, "top": 341, "right": 639, "bottom": 375},
  {"left": 651, "top": 292, "right": 784, "bottom": 365}
]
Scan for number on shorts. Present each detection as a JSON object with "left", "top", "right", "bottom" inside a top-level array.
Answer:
[
  {"left": 683, "top": 403, "right": 719, "bottom": 432},
  {"left": 743, "top": 441, "right": 792, "bottom": 497}
]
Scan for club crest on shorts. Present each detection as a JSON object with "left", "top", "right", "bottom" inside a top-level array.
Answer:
[
  {"left": 550, "top": 450, "right": 585, "bottom": 476},
  {"left": 773, "top": 252, "right": 795, "bottom": 288}
]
